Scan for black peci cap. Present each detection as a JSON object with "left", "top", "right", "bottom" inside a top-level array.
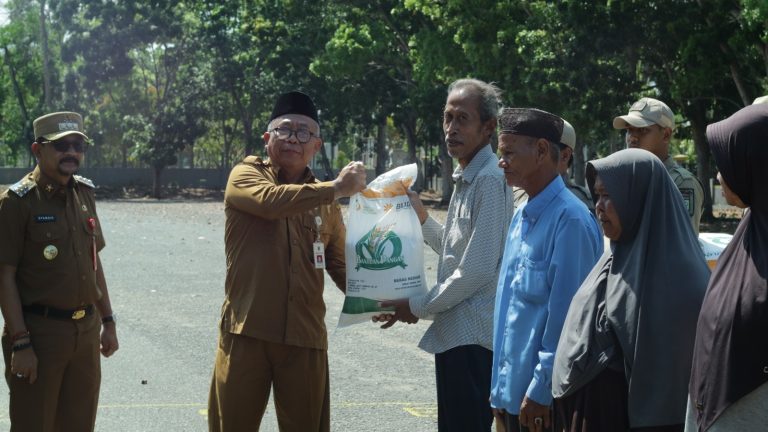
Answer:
[
  {"left": 499, "top": 108, "right": 564, "bottom": 142},
  {"left": 269, "top": 91, "right": 319, "bottom": 124}
]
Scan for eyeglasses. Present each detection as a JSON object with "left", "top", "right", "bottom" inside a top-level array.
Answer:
[
  {"left": 42, "top": 139, "right": 87, "bottom": 153},
  {"left": 269, "top": 127, "right": 317, "bottom": 144}
]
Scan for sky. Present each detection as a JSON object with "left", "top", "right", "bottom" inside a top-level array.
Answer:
[{"left": 0, "top": 1, "right": 7, "bottom": 26}]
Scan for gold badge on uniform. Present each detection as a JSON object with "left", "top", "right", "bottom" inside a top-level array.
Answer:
[{"left": 43, "top": 245, "right": 58, "bottom": 260}]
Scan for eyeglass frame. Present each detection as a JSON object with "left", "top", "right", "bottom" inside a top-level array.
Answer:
[
  {"left": 268, "top": 127, "right": 319, "bottom": 144},
  {"left": 37, "top": 136, "right": 88, "bottom": 153}
]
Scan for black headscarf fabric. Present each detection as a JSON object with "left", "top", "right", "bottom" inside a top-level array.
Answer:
[
  {"left": 552, "top": 148, "right": 710, "bottom": 427},
  {"left": 689, "top": 104, "right": 768, "bottom": 431}
]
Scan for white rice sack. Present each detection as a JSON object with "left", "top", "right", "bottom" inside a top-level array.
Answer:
[
  {"left": 698, "top": 232, "right": 733, "bottom": 269},
  {"left": 339, "top": 163, "right": 427, "bottom": 327}
]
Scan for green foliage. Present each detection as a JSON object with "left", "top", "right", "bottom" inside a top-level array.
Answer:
[
  {"left": 334, "top": 149, "right": 350, "bottom": 170},
  {"left": 0, "top": 0, "right": 764, "bottom": 208}
]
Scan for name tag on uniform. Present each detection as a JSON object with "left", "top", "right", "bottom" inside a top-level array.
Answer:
[
  {"left": 680, "top": 188, "right": 694, "bottom": 217},
  {"left": 313, "top": 242, "right": 326, "bottom": 269},
  {"left": 35, "top": 215, "right": 56, "bottom": 223}
]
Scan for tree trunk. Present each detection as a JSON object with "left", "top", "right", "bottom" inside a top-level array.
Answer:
[
  {"left": 375, "top": 115, "right": 387, "bottom": 176},
  {"left": 3, "top": 46, "right": 31, "bottom": 141},
  {"left": 725, "top": 56, "right": 751, "bottom": 106},
  {"left": 233, "top": 91, "right": 256, "bottom": 156},
  {"left": 39, "top": 0, "right": 53, "bottom": 111},
  {"left": 573, "top": 139, "right": 586, "bottom": 186},
  {"left": 401, "top": 119, "right": 422, "bottom": 191},
  {"left": 243, "top": 115, "right": 256, "bottom": 156},
  {"left": 684, "top": 102, "right": 714, "bottom": 221},
  {"left": 121, "top": 142, "right": 128, "bottom": 168},
  {"left": 221, "top": 119, "right": 231, "bottom": 170},
  {"left": 153, "top": 165, "right": 162, "bottom": 199},
  {"left": 317, "top": 142, "right": 335, "bottom": 180},
  {"left": 439, "top": 141, "right": 453, "bottom": 205}
]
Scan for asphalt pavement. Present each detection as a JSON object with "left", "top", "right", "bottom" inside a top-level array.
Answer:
[{"left": 0, "top": 200, "right": 450, "bottom": 432}]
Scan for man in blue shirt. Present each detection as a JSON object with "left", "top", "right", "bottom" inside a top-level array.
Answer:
[{"left": 491, "top": 108, "right": 602, "bottom": 432}]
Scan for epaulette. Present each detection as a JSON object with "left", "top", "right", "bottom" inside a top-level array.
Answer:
[
  {"left": 74, "top": 175, "right": 95, "bottom": 188},
  {"left": 8, "top": 177, "right": 36, "bottom": 197}
]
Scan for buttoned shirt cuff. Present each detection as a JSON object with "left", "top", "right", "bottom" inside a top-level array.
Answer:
[
  {"left": 526, "top": 376, "right": 553, "bottom": 407},
  {"left": 408, "top": 294, "right": 427, "bottom": 319},
  {"left": 421, "top": 215, "right": 442, "bottom": 243}
]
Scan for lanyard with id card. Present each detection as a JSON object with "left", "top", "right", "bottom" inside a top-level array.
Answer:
[{"left": 313, "top": 214, "right": 325, "bottom": 269}]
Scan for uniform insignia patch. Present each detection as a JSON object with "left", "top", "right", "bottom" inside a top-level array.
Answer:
[
  {"left": 680, "top": 188, "right": 694, "bottom": 217},
  {"left": 8, "top": 178, "right": 36, "bottom": 197},
  {"left": 74, "top": 175, "right": 95, "bottom": 188},
  {"left": 35, "top": 215, "right": 56, "bottom": 223},
  {"left": 43, "top": 245, "right": 58, "bottom": 260}
]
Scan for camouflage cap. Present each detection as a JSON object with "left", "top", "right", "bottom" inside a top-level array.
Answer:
[
  {"left": 613, "top": 97, "right": 675, "bottom": 130},
  {"left": 33, "top": 111, "right": 89, "bottom": 142}
]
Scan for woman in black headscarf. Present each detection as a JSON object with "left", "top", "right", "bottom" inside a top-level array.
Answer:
[
  {"left": 552, "top": 148, "right": 710, "bottom": 431},
  {"left": 686, "top": 104, "right": 768, "bottom": 432}
]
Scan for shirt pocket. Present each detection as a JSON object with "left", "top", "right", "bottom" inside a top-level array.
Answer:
[
  {"left": 29, "top": 221, "right": 67, "bottom": 244},
  {"left": 515, "top": 257, "right": 549, "bottom": 304},
  {"left": 447, "top": 216, "right": 470, "bottom": 248},
  {"left": 27, "top": 222, "right": 68, "bottom": 265}
]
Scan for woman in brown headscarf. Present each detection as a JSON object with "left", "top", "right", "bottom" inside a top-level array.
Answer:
[
  {"left": 552, "top": 148, "right": 710, "bottom": 431},
  {"left": 686, "top": 104, "right": 768, "bottom": 432}
]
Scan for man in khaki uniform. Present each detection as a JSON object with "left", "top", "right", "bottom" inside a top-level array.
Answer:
[
  {"left": 0, "top": 112, "right": 119, "bottom": 431},
  {"left": 208, "top": 91, "right": 367, "bottom": 432},
  {"left": 613, "top": 97, "right": 704, "bottom": 233}
]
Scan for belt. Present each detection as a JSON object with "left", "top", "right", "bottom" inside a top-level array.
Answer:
[{"left": 23, "top": 304, "right": 94, "bottom": 321}]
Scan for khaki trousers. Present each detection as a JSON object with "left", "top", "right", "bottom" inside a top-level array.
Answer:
[
  {"left": 208, "top": 332, "right": 330, "bottom": 432},
  {"left": 2, "top": 312, "right": 101, "bottom": 432}
]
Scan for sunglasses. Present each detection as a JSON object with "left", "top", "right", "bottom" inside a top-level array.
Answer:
[{"left": 43, "top": 139, "right": 88, "bottom": 153}]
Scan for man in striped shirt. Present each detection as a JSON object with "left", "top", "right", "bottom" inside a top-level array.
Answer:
[{"left": 379, "top": 78, "right": 514, "bottom": 432}]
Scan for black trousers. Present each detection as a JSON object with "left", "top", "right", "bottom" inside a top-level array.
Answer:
[{"left": 435, "top": 344, "right": 493, "bottom": 432}]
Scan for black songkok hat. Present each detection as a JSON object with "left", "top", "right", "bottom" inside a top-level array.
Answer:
[
  {"left": 499, "top": 108, "right": 564, "bottom": 143},
  {"left": 269, "top": 91, "right": 319, "bottom": 124}
]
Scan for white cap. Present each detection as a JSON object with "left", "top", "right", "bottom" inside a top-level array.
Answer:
[{"left": 560, "top": 120, "right": 576, "bottom": 148}]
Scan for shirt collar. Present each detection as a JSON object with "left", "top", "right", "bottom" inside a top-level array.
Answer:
[
  {"left": 452, "top": 145, "right": 495, "bottom": 184},
  {"left": 523, "top": 174, "right": 565, "bottom": 221},
  {"left": 32, "top": 166, "right": 71, "bottom": 198},
  {"left": 266, "top": 160, "right": 317, "bottom": 184}
]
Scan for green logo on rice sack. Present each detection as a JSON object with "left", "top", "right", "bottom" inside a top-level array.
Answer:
[{"left": 355, "top": 224, "right": 406, "bottom": 270}]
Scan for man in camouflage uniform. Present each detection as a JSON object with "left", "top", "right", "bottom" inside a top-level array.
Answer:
[
  {"left": 613, "top": 97, "right": 704, "bottom": 233},
  {"left": 0, "top": 112, "right": 118, "bottom": 431}
]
